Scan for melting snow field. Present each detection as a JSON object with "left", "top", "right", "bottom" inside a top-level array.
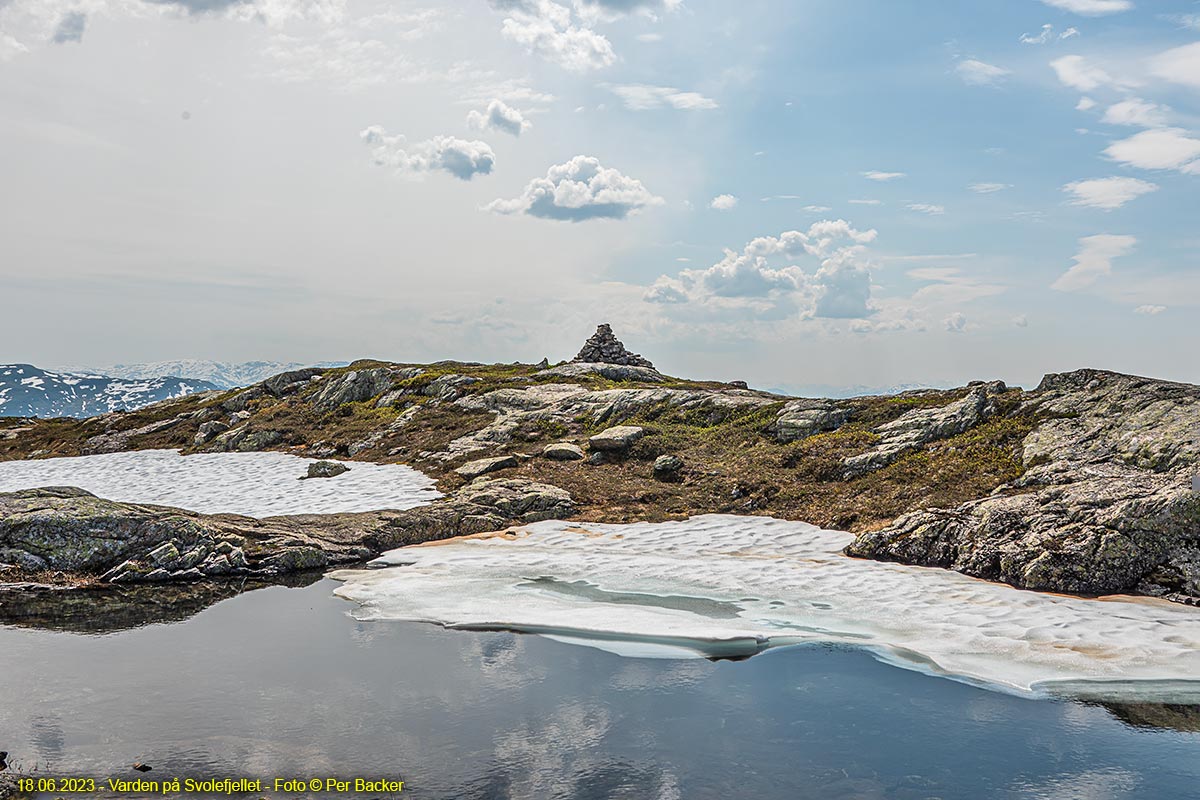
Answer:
[
  {"left": 332, "top": 515, "right": 1200, "bottom": 699},
  {"left": 0, "top": 449, "right": 441, "bottom": 517}
]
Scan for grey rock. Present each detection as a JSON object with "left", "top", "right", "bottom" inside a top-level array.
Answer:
[
  {"left": 587, "top": 451, "right": 606, "bottom": 465},
  {"left": 0, "top": 547, "right": 49, "bottom": 572},
  {"left": 263, "top": 367, "right": 325, "bottom": 397},
  {"left": 313, "top": 368, "right": 396, "bottom": 410},
  {"left": 221, "top": 386, "right": 263, "bottom": 412},
  {"left": 543, "top": 442, "right": 586, "bottom": 461},
  {"left": 304, "top": 460, "right": 350, "bottom": 479},
  {"left": 455, "top": 455, "right": 519, "bottom": 480},
  {"left": 536, "top": 362, "right": 664, "bottom": 383},
  {"left": 653, "top": 454, "right": 683, "bottom": 475},
  {"left": 147, "top": 542, "right": 180, "bottom": 568},
  {"left": 775, "top": 399, "right": 849, "bottom": 443},
  {"left": 236, "top": 430, "right": 283, "bottom": 452},
  {"left": 422, "top": 374, "right": 480, "bottom": 402},
  {"left": 257, "top": 547, "right": 329, "bottom": 574},
  {"left": 589, "top": 425, "right": 645, "bottom": 452},
  {"left": 571, "top": 323, "right": 655, "bottom": 368},
  {"left": 193, "top": 420, "right": 229, "bottom": 445}
]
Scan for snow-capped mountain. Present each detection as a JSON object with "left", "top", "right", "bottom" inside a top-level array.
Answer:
[
  {"left": 0, "top": 364, "right": 219, "bottom": 419},
  {"left": 86, "top": 360, "right": 348, "bottom": 389}
]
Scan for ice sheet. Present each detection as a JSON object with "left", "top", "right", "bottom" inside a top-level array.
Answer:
[
  {"left": 0, "top": 449, "right": 440, "bottom": 517},
  {"left": 331, "top": 515, "right": 1200, "bottom": 698}
]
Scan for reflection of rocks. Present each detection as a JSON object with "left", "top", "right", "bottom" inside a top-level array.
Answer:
[
  {"left": 1094, "top": 701, "right": 1200, "bottom": 733},
  {"left": 0, "top": 572, "right": 323, "bottom": 633},
  {"left": 0, "top": 479, "right": 574, "bottom": 587}
]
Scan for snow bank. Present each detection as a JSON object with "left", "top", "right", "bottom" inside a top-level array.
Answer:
[
  {"left": 332, "top": 515, "right": 1200, "bottom": 698},
  {"left": 0, "top": 450, "right": 440, "bottom": 517}
]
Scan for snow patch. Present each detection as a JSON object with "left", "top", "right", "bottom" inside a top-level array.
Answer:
[
  {"left": 332, "top": 515, "right": 1200, "bottom": 699},
  {"left": 0, "top": 450, "right": 441, "bottom": 517}
]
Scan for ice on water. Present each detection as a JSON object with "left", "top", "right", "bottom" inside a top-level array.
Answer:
[
  {"left": 332, "top": 515, "right": 1200, "bottom": 698},
  {"left": 0, "top": 449, "right": 440, "bottom": 517}
]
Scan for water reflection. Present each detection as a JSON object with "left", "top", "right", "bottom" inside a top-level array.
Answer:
[{"left": 0, "top": 579, "right": 1197, "bottom": 799}]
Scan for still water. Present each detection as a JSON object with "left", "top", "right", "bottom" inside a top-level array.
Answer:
[{"left": 2, "top": 578, "right": 1198, "bottom": 799}]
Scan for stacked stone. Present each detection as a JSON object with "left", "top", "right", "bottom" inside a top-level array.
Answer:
[{"left": 571, "top": 324, "right": 655, "bottom": 368}]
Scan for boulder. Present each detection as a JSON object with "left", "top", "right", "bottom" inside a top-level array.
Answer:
[
  {"left": 304, "top": 460, "right": 350, "bottom": 479},
  {"left": 455, "top": 455, "right": 519, "bottom": 480},
  {"left": 313, "top": 368, "right": 396, "bottom": 410},
  {"left": 263, "top": 367, "right": 325, "bottom": 397},
  {"left": 653, "top": 454, "right": 683, "bottom": 476},
  {"left": 588, "top": 425, "right": 645, "bottom": 452},
  {"left": 193, "top": 420, "right": 229, "bottom": 446},
  {"left": 543, "top": 442, "right": 586, "bottom": 461}
]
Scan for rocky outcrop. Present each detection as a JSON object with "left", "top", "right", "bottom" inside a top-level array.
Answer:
[
  {"left": 454, "top": 455, "right": 518, "bottom": 480},
  {"left": 774, "top": 399, "right": 848, "bottom": 443},
  {"left": 0, "top": 479, "right": 575, "bottom": 586},
  {"left": 847, "top": 369, "right": 1200, "bottom": 602},
  {"left": 589, "top": 425, "right": 645, "bottom": 452},
  {"left": 571, "top": 324, "right": 654, "bottom": 368},
  {"left": 312, "top": 368, "right": 397, "bottom": 410},
  {"left": 843, "top": 382, "right": 1008, "bottom": 477},
  {"left": 536, "top": 362, "right": 663, "bottom": 383}
]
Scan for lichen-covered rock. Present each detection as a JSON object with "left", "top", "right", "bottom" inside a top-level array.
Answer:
[
  {"left": 653, "top": 454, "right": 683, "bottom": 476},
  {"left": 312, "top": 368, "right": 396, "bottom": 410},
  {"left": 543, "top": 442, "right": 585, "bottom": 461},
  {"left": 193, "top": 420, "right": 229, "bottom": 445},
  {"left": 774, "top": 399, "right": 849, "bottom": 443},
  {"left": 588, "top": 425, "right": 645, "bottom": 452},
  {"left": 304, "top": 460, "right": 350, "bottom": 479},
  {"left": 843, "top": 382, "right": 1007, "bottom": 477},
  {"left": 455, "top": 455, "right": 518, "bottom": 479},
  {"left": 847, "top": 467, "right": 1200, "bottom": 600},
  {"left": 263, "top": 367, "right": 325, "bottom": 398}
]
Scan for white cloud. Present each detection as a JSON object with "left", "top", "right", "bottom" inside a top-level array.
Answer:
[
  {"left": 969, "top": 182, "right": 1011, "bottom": 193},
  {"left": 486, "top": 155, "right": 663, "bottom": 221},
  {"left": 643, "top": 220, "right": 880, "bottom": 320},
  {"left": 1039, "top": 0, "right": 1132, "bottom": 16},
  {"left": 1013, "top": 314, "right": 1029, "bottom": 327},
  {"left": 492, "top": 0, "right": 616, "bottom": 71},
  {"left": 467, "top": 99, "right": 532, "bottom": 136},
  {"left": 710, "top": 194, "right": 738, "bottom": 211},
  {"left": 944, "top": 312, "right": 967, "bottom": 332},
  {"left": 1151, "top": 42, "right": 1200, "bottom": 89},
  {"left": 1102, "top": 98, "right": 1168, "bottom": 127},
  {"left": 1104, "top": 128, "right": 1200, "bottom": 174},
  {"left": 861, "top": 170, "right": 905, "bottom": 181},
  {"left": 803, "top": 205, "right": 832, "bottom": 212},
  {"left": 907, "top": 268, "right": 1006, "bottom": 305},
  {"left": 1060, "top": 26, "right": 1080, "bottom": 39},
  {"left": 1076, "top": 96, "right": 1096, "bottom": 110},
  {"left": 848, "top": 199, "right": 881, "bottom": 205},
  {"left": 1050, "top": 55, "right": 1116, "bottom": 91},
  {"left": 608, "top": 84, "right": 718, "bottom": 111},
  {"left": 1134, "top": 304, "right": 1166, "bottom": 315},
  {"left": 1020, "top": 24, "right": 1056, "bottom": 45},
  {"left": 1052, "top": 233, "right": 1136, "bottom": 291},
  {"left": 956, "top": 59, "right": 1011, "bottom": 86},
  {"left": 907, "top": 203, "right": 945, "bottom": 215},
  {"left": 360, "top": 126, "right": 495, "bottom": 180},
  {"left": 1063, "top": 176, "right": 1158, "bottom": 209},
  {"left": 636, "top": 32, "right": 662, "bottom": 42}
]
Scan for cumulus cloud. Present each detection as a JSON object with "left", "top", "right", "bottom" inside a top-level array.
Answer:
[
  {"left": 490, "top": 0, "right": 615, "bottom": 71},
  {"left": 486, "top": 155, "right": 663, "bottom": 221},
  {"left": 1134, "top": 304, "right": 1166, "bottom": 315},
  {"left": 1063, "top": 176, "right": 1158, "bottom": 209},
  {"left": 1104, "top": 128, "right": 1200, "bottom": 174},
  {"left": 1151, "top": 42, "right": 1200, "bottom": 89},
  {"left": 709, "top": 194, "right": 738, "bottom": 211},
  {"left": 956, "top": 58, "right": 1011, "bottom": 86},
  {"left": 643, "top": 220, "right": 880, "bottom": 320},
  {"left": 360, "top": 125, "right": 495, "bottom": 180},
  {"left": 1052, "top": 233, "right": 1136, "bottom": 291},
  {"left": 1050, "top": 55, "right": 1119, "bottom": 91},
  {"left": 861, "top": 170, "right": 905, "bottom": 182},
  {"left": 1076, "top": 96, "right": 1097, "bottom": 110},
  {"left": 944, "top": 312, "right": 967, "bottom": 332},
  {"left": 969, "top": 182, "right": 1011, "bottom": 193},
  {"left": 607, "top": 84, "right": 718, "bottom": 110},
  {"left": 52, "top": 10, "right": 86, "bottom": 43},
  {"left": 1103, "top": 98, "right": 1168, "bottom": 127},
  {"left": 907, "top": 203, "right": 945, "bottom": 215},
  {"left": 467, "top": 99, "right": 531, "bottom": 136},
  {"left": 1040, "top": 0, "right": 1132, "bottom": 15}
]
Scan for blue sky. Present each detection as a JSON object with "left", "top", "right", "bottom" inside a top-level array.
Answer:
[{"left": 1, "top": 0, "right": 1197, "bottom": 393}]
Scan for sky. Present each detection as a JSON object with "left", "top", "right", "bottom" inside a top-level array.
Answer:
[{"left": 1, "top": 0, "right": 1197, "bottom": 394}]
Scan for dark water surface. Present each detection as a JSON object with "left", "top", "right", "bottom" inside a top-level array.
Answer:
[{"left": 2, "top": 579, "right": 1198, "bottom": 800}]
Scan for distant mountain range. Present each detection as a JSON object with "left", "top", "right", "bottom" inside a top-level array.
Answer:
[
  {"left": 62, "top": 360, "right": 349, "bottom": 390},
  {"left": 0, "top": 364, "right": 220, "bottom": 419}
]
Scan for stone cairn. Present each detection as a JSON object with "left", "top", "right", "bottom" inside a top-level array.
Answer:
[{"left": 571, "top": 324, "right": 655, "bottom": 368}]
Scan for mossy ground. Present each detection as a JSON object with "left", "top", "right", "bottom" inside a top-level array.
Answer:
[{"left": 0, "top": 361, "right": 1033, "bottom": 533}]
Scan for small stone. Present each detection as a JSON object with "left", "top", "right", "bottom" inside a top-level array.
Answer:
[
  {"left": 653, "top": 454, "right": 683, "bottom": 475},
  {"left": 455, "top": 455, "right": 519, "bottom": 480},
  {"left": 304, "top": 460, "right": 350, "bottom": 479},
  {"left": 588, "top": 425, "right": 644, "bottom": 452},
  {"left": 542, "top": 442, "right": 585, "bottom": 461},
  {"left": 587, "top": 451, "right": 606, "bottom": 465}
]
